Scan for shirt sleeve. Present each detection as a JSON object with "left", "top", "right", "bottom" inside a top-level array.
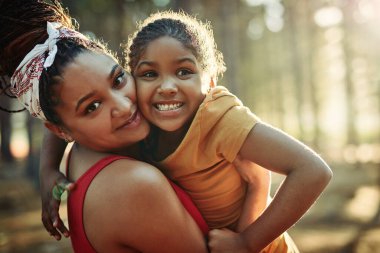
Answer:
[{"left": 199, "top": 87, "right": 260, "bottom": 163}]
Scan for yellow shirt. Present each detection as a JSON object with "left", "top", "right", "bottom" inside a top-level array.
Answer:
[
  {"left": 154, "top": 86, "right": 259, "bottom": 229},
  {"left": 147, "top": 86, "right": 299, "bottom": 252}
]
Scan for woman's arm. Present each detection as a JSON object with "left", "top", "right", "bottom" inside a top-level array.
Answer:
[
  {"left": 40, "top": 128, "right": 74, "bottom": 240},
  {"left": 209, "top": 122, "right": 332, "bottom": 253},
  {"left": 84, "top": 159, "right": 208, "bottom": 253}
]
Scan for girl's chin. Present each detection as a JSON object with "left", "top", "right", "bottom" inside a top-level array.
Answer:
[{"left": 155, "top": 123, "right": 186, "bottom": 133}]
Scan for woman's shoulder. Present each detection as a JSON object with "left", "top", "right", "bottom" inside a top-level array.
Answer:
[
  {"left": 83, "top": 159, "right": 167, "bottom": 243},
  {"left": 79, "top": 154, "right": 208, "bottom": 253},
  {"left": 87, "top": 158, "right": 174, "bottom": 214}
]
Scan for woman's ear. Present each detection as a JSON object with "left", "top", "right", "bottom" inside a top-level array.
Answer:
[{"left": 44, "top": 122, "right": 74, "bottom": 142}]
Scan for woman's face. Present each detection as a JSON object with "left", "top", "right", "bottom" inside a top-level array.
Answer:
[{"left": 52, "top": 51, "right": 150, "bottom": 152}]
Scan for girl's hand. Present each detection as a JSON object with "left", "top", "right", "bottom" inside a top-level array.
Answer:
[
  {"left": 40, "top": 170, "right": 74, "bottom": 240},
  {"left": 208, "top": 228, "right": 250, "bottom": 253}
]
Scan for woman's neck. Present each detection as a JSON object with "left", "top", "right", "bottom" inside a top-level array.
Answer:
[{"left": 68, "top": 142, "right": 143, "bottom": 180}]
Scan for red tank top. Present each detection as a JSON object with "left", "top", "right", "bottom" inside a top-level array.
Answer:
[{"left": 67, "top": 155, "right": 209, "bottom": 252}]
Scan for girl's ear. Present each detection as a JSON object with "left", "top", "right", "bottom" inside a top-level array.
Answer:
[
  {"left": 44, "top": 122, "right": 74, "bottom": 143},
  {"left": 202, "top": 75, "right": 215, "bottom": 93}
]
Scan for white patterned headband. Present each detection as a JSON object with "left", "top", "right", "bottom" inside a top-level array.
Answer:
[{"left": 10, "top": 22, "right": 88, "bottom": 121}]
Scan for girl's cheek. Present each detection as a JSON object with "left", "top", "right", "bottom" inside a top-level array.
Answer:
[{"left": 136, "top": 86, "right": 146, "bottom": 101}]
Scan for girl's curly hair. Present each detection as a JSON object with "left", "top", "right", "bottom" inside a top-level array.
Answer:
[{"left": 126, "top": 11, "right": 226, "bottom": 81}]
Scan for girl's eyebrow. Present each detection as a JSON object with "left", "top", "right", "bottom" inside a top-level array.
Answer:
[
  {"left": 135, "top": 60, "right": 156, "bottom": 70},
  {"left": 177, "top": 57, "right": 196, "bottom": 65},
  {"left": 135, "top": 57, "right": 196, "bottom": 70}
]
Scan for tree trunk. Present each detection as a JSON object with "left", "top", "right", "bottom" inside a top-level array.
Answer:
[
  {"left": 0, "top": 97, "right": 14, "bottom": 162},
  {"left": 284, "top": 1, "right": 305, "bottom": 139}
]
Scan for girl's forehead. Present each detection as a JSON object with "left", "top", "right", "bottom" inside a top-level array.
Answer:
[
  {"left": 142, "top": 37, "right": 196, "bottom": 61},
  {"left": 145, "top": 36, "right": 180, "bottom": 50}
]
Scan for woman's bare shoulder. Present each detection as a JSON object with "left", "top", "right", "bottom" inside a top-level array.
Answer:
[
  {"left": 82, "top": 159, "right": 165, "bottom": 250},
  {"left": 88, "top": 158, "right": 167, "bottom": 202},
  {"left": 83, "top": 158, "right": 207, "bottom": 253}
]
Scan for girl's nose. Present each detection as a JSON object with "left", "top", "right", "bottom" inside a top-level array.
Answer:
[
  {"left": 111, "top": 93, "right": 132, "bottom": 118},
  {"left": 158, "top": 78, "right": 178, "bottom": 96}
]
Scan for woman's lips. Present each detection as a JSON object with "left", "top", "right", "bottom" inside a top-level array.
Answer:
[{"left": 116, "top": 111, "right": 141, "bottom": 130}]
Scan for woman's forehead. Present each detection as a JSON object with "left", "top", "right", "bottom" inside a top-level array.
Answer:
[
  {"left": 74, "top": 51, "right": 117, "bottom": 68},
  {"left": 58, "top": 52, "right": 118, "bottom": 95},
  {"left": 62, "top": 52, "right": 117, "bottom": 79}
]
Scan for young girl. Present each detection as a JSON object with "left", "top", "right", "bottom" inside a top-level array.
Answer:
[
  {"left": 40, "top": 10, "right": 332, "bottom": 253},
  {"left": 126, "top": 11, "right": 332, "bottom": 252}
]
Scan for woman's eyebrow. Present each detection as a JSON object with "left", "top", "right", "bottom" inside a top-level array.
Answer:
[
  {"left": 109, "top": 64, "right": 120, "bottom": 79},
  {"left": 76, "top": 91, "right": 96, "bottom": 112},
  {"left": 75, "top": 64, "right": 120, "bottom": 112}
]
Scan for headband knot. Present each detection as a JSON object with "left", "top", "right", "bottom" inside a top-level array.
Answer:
[
  {"left": 44, "top": 22, "right": 61, "bottom": 69},
  {"left": 10, "top": 22, "right": 88, "bottom": 121}
]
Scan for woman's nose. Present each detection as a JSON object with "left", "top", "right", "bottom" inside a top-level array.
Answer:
[
  {"left": 158, "top": 78, "right": 178, "bottom": 96},
  {"left": 111, "top": 93, "right": 132, "bottom": 118}
]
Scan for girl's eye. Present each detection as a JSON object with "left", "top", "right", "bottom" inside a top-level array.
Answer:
[
  {"left": 177, "top": 69, "right": 192, "bottom": 77},
  {"left": 85, "top": 101, "right": 101, "bottom": 114},
  {"left": 142, "top": 71, "right": 157, "bottom": 78},
  {"left": 113, "top": 71, "right": 126, "bottom": 89}
]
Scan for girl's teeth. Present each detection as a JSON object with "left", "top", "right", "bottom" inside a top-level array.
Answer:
[{"left": 157, "top": 103, "right": 182, "bottom": 111}]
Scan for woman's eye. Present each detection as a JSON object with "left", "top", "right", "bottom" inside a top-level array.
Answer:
[
  {"left": 113, "top": 72, "right": 126, "bottom": 89},
  {"left": 85, "top": 101, "right": 101, "bottom": 114}
]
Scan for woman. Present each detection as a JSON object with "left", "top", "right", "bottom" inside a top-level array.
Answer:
[{"left": 0, "top": 1, "right": 208, "bottom": 252}]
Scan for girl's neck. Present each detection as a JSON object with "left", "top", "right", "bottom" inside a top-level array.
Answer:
[
  {"left": 148, "top": 122, "right": 191, "bottom": 161},
  {"left": 111, "top": 142, "right": 143, "bottom": 160}
]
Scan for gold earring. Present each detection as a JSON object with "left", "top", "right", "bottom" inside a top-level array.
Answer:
[
  {"left": 62, "top": 135, "right": 73, "bottom": 143},
  {"left": 59, "top": 127, "right": 73, "bottom": 143}
]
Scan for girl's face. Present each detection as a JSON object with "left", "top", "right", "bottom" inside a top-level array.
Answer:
[
  {"left": 133, "top": 36, "right": 209, "bottom": 132},
  {"left": 51, "top": 51, "right": 150, "bottom": 152}
]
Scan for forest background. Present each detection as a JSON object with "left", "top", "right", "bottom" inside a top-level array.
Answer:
[{"left": 0, "top": 0, "right": 379, "bottom": 252}]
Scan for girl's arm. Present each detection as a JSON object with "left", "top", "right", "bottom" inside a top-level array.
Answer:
[
  {"left": 209, "top": 122, "right": 332, "bottom": 253},
  {"left": 85, "top": 159, "right": 209, "bottom": 253},
  {"left": 233, "top": 158, "right": 270, "bottom": 232},
  {"left": 40, "top": 128, "right": 74, "bottom": 240}
]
